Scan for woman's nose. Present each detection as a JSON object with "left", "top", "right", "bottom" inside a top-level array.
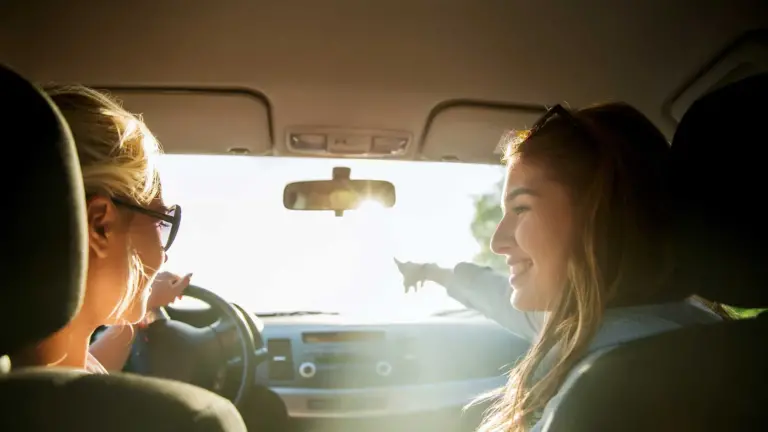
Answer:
[{"left": 491, "top": 216, "right": 516, "bottom": 256}]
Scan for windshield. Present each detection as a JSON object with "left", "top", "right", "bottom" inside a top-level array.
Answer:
[{"left": 158, "top": 155, "right": 505, "bottom": 318}]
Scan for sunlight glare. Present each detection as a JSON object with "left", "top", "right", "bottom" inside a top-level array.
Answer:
[{"left": 357, "top": 198, "right": 386, "bottom": 212}]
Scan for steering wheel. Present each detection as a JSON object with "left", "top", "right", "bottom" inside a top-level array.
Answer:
[{"left": 129, "top": 284, "right": 264, "bottom": 407}]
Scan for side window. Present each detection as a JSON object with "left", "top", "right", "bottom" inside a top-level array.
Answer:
[
  {"left": 725, "top": 307, "right": 765, "bottom": 319},
  {"left": 694, "top": 296, "right": 764, "bottom": 320}
]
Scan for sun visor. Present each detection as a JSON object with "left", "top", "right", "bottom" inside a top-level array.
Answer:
[
  {"left": 103, "top": 88, "right": 272, "bottom": 155},
  {"left": 665, "top": 31, "right": 768, "bottom": 125},
  {"left": 420, "top": 102, "right": 544, "bottom": 164}
]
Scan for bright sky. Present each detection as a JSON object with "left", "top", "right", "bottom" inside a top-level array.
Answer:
[{"left": 157, "top": 155, "right": 504, "bottom": 318}]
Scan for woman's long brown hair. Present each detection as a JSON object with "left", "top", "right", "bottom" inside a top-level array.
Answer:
[{"left": 476, "top": 103, "right": 679, "bottom": 431}]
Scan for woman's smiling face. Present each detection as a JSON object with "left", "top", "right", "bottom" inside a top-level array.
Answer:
[{"left": 490, "top": 159, "right": 575, "bottom": 311}]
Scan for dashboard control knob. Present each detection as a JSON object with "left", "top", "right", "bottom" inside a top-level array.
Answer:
[
  {"left": 298, "top": 362, "right": 316, "bottom": 378},
  {"left": 375, "top": 361, "right": 392, "bottom": 377}
]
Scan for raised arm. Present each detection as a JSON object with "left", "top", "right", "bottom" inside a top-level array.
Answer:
[{"left": 396, "top": 260, "right": 543, "bottom": 341}]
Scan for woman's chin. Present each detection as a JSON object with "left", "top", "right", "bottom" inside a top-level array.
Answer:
[{"left": 510, "top": 288, "right": 547, "bottom": 312}]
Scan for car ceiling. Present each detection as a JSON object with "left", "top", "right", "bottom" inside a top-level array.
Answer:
[{"left": 1, "top": 0, "right": 766, "bottom": 161}]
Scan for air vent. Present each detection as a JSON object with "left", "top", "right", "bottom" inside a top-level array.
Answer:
[
  {"left": 267, "top": 338, "right": 295, "bottom": 381},
  {"left": 286, "top": 127, "right": 411, "bottom": 157}
]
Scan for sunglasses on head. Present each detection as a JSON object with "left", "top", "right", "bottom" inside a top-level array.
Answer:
[
  {"left": 517, "top": 104, "right": 605, "bottom": 153},
  {"left": 112, "top": 199, "right": 182, "bottom": 252},
  {"left": 528, "top": 104, "right": 581, "bottom": 138}
]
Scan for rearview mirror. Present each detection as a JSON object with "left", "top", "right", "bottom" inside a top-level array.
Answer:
[{"left": 283, "top": 167, "right": 396, "bottom": 216}]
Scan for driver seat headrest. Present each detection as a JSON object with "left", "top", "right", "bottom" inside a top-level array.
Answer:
[
  {"left": 0, "top": 64, "right": 88, "bottom": 355},
  {"left": 670, "top": 72, "right": 768, "bottom": 308}
]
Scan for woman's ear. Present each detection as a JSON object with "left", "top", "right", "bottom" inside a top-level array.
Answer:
[{"left": 87, "top": 196, "right": 117, "bottom": 258}]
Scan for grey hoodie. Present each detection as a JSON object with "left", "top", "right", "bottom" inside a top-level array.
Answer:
[{"left": 445, "top": 262, "right": 721, "bottom": 430}]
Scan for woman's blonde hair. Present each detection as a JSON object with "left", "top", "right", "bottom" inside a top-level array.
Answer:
[
  {"left": 44, "top": 84, "right": 162, "bottom": 320},
  {"left": 476, "top": 103, "right": 677, "bottom": 431}
]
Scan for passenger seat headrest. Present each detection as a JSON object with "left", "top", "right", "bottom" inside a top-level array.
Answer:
[
  {"left": 0, "top": 64, "right": 88, "bottom": 355},
  {"left": 671, "top": 73, "right": 768, "bottom": 308}
]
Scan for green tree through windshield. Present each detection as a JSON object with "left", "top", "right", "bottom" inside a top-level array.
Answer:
[{"left": 470, "top": 178, "right": 505, "bottom": 273}]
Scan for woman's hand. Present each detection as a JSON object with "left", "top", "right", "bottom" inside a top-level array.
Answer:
[
  {"left": 394, "top": 259, "right": 438, "bottom": 293},
  {"left": 148, "top": 271, "right": 192, "bottom": 310}
]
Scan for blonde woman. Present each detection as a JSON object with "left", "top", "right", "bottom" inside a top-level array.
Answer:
[
  {"left": 11, "top": 85, "right": 183, "bottom": 374},
  {"left": 398, "top": 103, "right": 723, "bottom": 431}
]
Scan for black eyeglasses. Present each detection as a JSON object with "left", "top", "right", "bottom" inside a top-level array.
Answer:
[{"left": 113, "top": 199, "right": 182, "bottom": 251}]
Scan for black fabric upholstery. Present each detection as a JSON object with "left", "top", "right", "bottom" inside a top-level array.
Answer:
[
  {"left": 542, "top": 74, "right": 768, "bottom": 431},
  {"left": 669, "top": 72, "right": 768, "bottom": 308},
  {"left": 0, "top": 63, "right": 247, "bottom": 431},
  {"left": 0, "top": 368, "right": 245, "bottom": 432},
  {"left": 0, "top": 63, "right": 87, "bottom": 355},
  {"left": 541, "top": 315, "right": 768, "bottom": 431}
]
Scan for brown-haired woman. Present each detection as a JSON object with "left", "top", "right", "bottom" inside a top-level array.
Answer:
[{"left": 397, "top": 103, "right": 723, "bottom": 431}]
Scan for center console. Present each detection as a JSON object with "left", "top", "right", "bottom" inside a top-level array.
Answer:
[{"left": 256, "top": 315, "right": 529, "bottom": 419}]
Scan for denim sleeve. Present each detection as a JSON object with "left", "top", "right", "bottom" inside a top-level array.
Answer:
[{"left": 445, "top": 262, "right": 543, "bottom": 341}]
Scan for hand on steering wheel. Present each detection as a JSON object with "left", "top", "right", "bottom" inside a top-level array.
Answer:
[
  {"left": 130, "top": 285, "right": 265, "bottom": 408},
  {"left": 147, "top": 271, "right": 193, "bottom": 310}
]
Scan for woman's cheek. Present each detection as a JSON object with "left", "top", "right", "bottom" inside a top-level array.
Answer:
[{"left": 515, "top": 212, "right": 538, "bottom": 254}]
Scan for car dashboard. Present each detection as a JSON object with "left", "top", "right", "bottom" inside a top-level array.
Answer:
[
  {"left": 166, "top": 305, "right": 529, "bottom": 431},
  {"left": 257, "top": 313, "right": 528, "bottom": 421}
]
